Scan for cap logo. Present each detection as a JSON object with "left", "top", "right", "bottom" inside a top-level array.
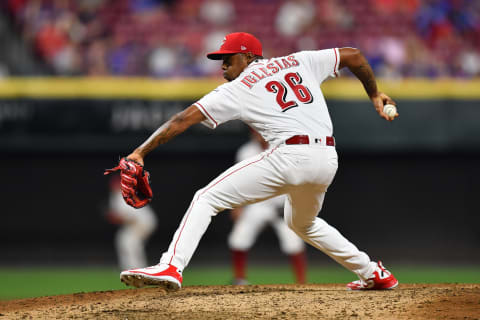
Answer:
[
  {"left": 241, "top": 45, "right": 247, "bottom": 50},
  {"left": 221, "top": 37, "right": 226, "bottom": 45}
]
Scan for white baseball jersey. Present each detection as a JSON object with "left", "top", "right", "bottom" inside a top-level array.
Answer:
[{"left": 194, "top": 49, "right": 339, "bottom": 145}]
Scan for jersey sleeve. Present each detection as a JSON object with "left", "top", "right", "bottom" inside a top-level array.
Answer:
[
  {"left": 295, "top": 48, "right": 340, "bottom": 83},
  {"left": 193, "top": 84, "right": 240, "bottom": 129}
]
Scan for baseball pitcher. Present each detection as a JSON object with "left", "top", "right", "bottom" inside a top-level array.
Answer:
[{"left": 107, "top": 32, "right": 399, "bottom": 291}]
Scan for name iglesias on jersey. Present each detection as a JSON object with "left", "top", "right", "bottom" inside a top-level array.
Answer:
[{"left": 240, "top": 55, "right": 300, "bottom": 89}]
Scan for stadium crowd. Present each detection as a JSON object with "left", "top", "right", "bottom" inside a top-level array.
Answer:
[{"left": 4, "top": 0, "right": 480, "bottom": 78}]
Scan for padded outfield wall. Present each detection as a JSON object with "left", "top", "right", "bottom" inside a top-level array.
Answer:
[{"left": 0, "top": 78, "right": 479, "bottom": 266}]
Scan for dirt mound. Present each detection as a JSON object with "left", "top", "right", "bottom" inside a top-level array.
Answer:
[{"left": 1, "top": 284, "right": 479, "bottom": 319}]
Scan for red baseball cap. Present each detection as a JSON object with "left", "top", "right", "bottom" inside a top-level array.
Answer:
[{"left": 207, "top": 32, "right": 263, "bottom": 60}]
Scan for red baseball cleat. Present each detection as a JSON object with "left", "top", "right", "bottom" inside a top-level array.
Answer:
[
  {"left": 347, "top": 261, "right": 398, "bottom": 290},
  {"left": 120, "top": 264, "right": 183, "bottom": 291}
]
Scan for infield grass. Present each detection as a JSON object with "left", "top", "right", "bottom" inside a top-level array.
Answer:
[{"left": 1, "top": 265, "right": 478, "bottom": 300}]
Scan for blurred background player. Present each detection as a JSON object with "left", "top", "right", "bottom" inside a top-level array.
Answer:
[
  {"left": 228, "top": 129, "right": 306, "bottom": 285},
  {"left": 106, "top": 176, "right": 158, "bottom": 270}
]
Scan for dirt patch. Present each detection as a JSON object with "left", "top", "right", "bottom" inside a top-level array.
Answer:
[{"left": 1, "top": 284, "right": 479, "bottom": 319}]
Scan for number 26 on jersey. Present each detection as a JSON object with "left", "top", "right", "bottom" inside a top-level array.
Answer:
[{"left": 265, "top": 72, "right": 313, "bottom": 112}]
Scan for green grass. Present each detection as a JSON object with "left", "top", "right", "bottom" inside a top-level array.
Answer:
[
  {"left": 0, "top": 268, "right": 126, "bottom": 300},
  {"left": 183, "top": 265, "right": 480, "bottom": 285},
  {"left": 1, "top": 265, "right": 478, "bottom": 300}
]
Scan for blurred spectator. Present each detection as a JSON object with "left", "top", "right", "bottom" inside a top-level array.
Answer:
[
  {"left": 173, "top": 0, "right": 203, "bottom": 24},
  {"left": 459, "top": 46, "right": 480, "bottom": 77},
  {"left": 108, "top": 32, "right": 139, "bottom": 75},
  {"left": 275, "top": 0, "right": 315, "bottom": 37},
  {"left": 148, "top": 45, "right": 177, "bottom": 77},
  {"left": 197, "top": 29, "right": 229, "bottom": 76},
  {"left": 358, "top": 36, "right": 385, "bottom": 75},
  {"left": 403, "top": 35, "right": 441, "bottom": 77},
  {"left": 34, "top": 21, "right": 66, "bottom": 61},
  {"left": 377, "top": 36, "right": 406, "bottom": 79},
  {"left": 51, "top": 43, "right": 82, "bottom": 74},
  {"left": 316, "top": 0, "right": 354, "bottom": 31},
  {"left": 85, "top": 39, "right": 109, "bottom": 75},
  {"left": 199, "top": 0, "right": 235, "bottom": 26}
]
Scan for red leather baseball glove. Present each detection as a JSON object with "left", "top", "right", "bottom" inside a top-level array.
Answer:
[{"left": 104, "top": 157, "right": 153, "bottom": 208}]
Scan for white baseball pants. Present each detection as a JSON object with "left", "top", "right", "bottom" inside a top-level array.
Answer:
[{"left": 160, "top": 142, "right": 376, "bottom": 280}]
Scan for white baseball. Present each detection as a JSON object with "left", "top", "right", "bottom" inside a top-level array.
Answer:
[{"left": 383, "top": 104, "right": 397, "bottom": 118}]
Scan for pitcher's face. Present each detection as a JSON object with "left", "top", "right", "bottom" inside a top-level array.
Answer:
[{"left": 221, "top": 53, "right": 249, "bottom": 81}]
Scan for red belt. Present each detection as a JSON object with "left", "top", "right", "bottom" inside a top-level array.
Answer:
[{"left": 285, "top": 135, "right": 335, "bottom": 146}]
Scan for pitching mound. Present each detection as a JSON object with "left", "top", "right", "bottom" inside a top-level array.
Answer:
[{"left": 1, "top": 284, "right": 479, "bottom": 319}]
